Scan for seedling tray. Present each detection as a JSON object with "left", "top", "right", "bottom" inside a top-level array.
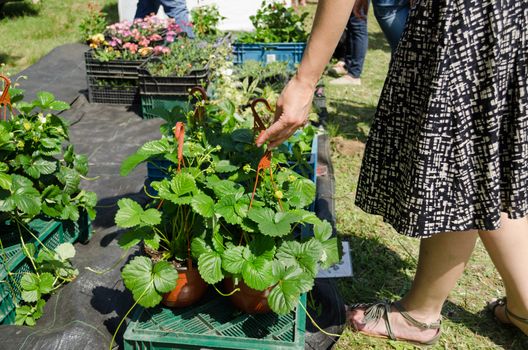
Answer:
[
  {"left": 123, "top": 293, "right": 307, "bottom": 350},
  {"left": 233, "top": 43, "right": 306, "bottom": 69},
  {"left": 138, "top": 58, "right": 209, "bottom": 96}
]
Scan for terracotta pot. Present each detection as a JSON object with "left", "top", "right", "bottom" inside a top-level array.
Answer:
[
  {"left": 162, "top": 266, "right": 207, "bottom": 307},
  {"left": 224, "top": 278, "right": 272, "bottom": 314}
]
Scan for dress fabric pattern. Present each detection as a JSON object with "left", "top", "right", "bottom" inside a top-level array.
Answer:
[{"left": 355, "top": 0, "right": 528, "bottom": 237}]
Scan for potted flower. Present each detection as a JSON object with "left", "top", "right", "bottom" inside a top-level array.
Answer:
[
  {"left": 85, "top": 14, "right": 183, "bottom": 105},
  {"left": 234, "top": 0, "right": 309, "bottom": 68}
]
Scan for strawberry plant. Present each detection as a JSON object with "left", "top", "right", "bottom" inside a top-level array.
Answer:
[{"left": 0, "top": 89, "right": 97, "bottom": 227}]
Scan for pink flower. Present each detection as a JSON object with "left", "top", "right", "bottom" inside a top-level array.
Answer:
[
  {"left": 123, "top": 42, "right": 138, "bottom": 54},
  {"left": 149, "top": 34, "right": 162, "bottom": 41},
  {"left": 139, "top": 38, "right": 151, "bottom": 47},
  {"left": 166, "top": 35, "right": 175, "bottom": 43}
]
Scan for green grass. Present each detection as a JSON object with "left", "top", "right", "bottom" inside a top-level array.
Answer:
[
  {"left": 0, "top": 1, "right": 526, "bottom": 348},
  {"left": 0, "top": 0, "right": 118, "bottom": 74}
]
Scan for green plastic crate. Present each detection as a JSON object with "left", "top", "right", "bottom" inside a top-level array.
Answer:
[
  {"left": 0, "top": 212, "right": 89, "bottom": 325},
  {"left": 123, "top": 293, "right": 307, "bottom": 350},
  {"left": 140, "top": 94, "right": 189, "bottom": 119}
]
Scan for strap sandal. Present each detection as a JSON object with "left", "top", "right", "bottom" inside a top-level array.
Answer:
[
  {"left": 488, "top": 297, "right": 528, "bottom": 327},
  {"left": 348, "top": 301, "right": 442, "bottom": 346}
]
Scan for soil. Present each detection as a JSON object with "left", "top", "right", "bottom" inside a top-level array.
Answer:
[{"left": 332, "top": 136, "right": 365, "bottom": 156}]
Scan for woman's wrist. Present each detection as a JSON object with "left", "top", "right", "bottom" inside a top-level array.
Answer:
[{"left": 292, "top": 72, "right": 318, "bottom": 92}]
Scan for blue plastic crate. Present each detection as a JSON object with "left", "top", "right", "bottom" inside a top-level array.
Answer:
[{"left": 233, "top": 43, "right": 306, "bottom": 69}]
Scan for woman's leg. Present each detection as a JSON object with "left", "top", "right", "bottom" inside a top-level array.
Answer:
[
  {"left": 349, "top": 230, "right": 478, "bottom": 342},
  {"left": 479, "top": 214, "right": 528, "bottom": 334}
]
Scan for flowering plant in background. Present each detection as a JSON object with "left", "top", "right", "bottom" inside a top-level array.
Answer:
[
  {"left": 145, "top": 38, "right": 214, "bottom": 77},
  {"left": 89, "top": 14, "right": 183, "bottom": 62}
]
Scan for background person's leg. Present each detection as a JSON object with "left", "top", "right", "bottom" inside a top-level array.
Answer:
[
  {"left": 160, "top": 0, "right": 194, "bottom": 37},
  {"left": 344, "top": 14, "right": 368, "bottom": 79},
  {"left": 134, "top": 0, "right": 160, "bottom": 19},
  {"left": 372, "top": 0, "right": 410, "bottom": 52},
  {"left": 480, "top": 214, "right": 528, "bottom": 334},
  {"left": 349, "top": 230, "right": 478, "bottom": 343}
]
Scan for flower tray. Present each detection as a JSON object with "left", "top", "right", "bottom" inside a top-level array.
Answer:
[
  {"left": 0, "top": 213, "right": 91, "bottom": 325},
  {"left": 123, "top": 293, "right": 307, "bottom": 350},
  {"left": 233, "top": 42, "right": 306, "bottom": 69},
  {"left": 138, "top": 58, "right": 210, "bottom": 96},
  {"left": 84, "top": 49, "right": 146, "bottom": 79}
]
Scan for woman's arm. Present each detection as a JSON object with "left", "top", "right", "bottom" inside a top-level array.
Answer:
[{"left": 256, "top": 0, "right": 357, "bottom": 148}]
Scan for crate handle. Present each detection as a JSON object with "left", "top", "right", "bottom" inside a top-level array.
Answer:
[{"left": 0, "top": 75, "right": 12, "bottom": 121}]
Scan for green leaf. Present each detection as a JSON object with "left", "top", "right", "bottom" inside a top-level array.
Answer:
[
  {"left": 28, "top": 158, "right": 57, "bottom": 178},
  {"left": 155, "top": 173, "right": 196, "bottom": 205},
  {"left": 276, "top": 239, "right": 322, "bottom": 277},
  {"left": 197, "top": 251, "right": 223, "bottom": 284},
  {"left": 286, "top": 178, "right": 316, "bottom": 208},
  {"left": 49, "top": 100, "right": 70, "bottom": 111},
  {"left": 15, "top": 305, "right": 33, "bottom": 325},
  {"left": 115, "top": 198, "right": 161, "bottom": 228},
  {"left": 313, "top": 220, "right": 333, "bottom": 242},
  {"left": 121, "top": 256, "right": 178, "bottom": 308},
  {"left": 120, "top": 153, "right": 149, "bottom": 176},
  {"left": 320, "top": 237, "right": 342, "bottom": 270},
  {"left": 73, "top": 154, "right": 89, "bottom": 175},
  {"left": 138, "top": 139, "right": 171, "bottom": 156},
  {"left": 40, "top": 137, "right": 62, "bottom": 151},
  {"left": 241, "top": 256, "right": 274, "bottom": 291},
  {"left": 191, "top": 192, "right": 214, "bottom": 218},
  {"left": 0, "top": 173, "right": 12, "bottom": 190},
  {"left": 214, "top": 195, "right": 243, "bottom": 225},
  {"left": 61, "top": 204, "right": 80, "bottom": 221},
  {"left": 57, "top": 166, "right": 81, "bottom": 195},
  {"left": 33, "top": 299, "right": 46, "bottom": 320},
  {"left": 191, "top": 237, "right": 211, "bottom": 259},
  {"left": 36, "top": 91, "right": 55, "bottom": 108},
  {"left": 55, "top": 243, "right": 75, "bottom": 260},
  {"left": 11, "top": 183, "right": 41, "bottom": 216},
  {"left": 39, "top": 272, "right": 55, "bottom": 294},
  {"left": 117, "top": 228, "right": 146, "bottom": 249},
  {"left": 221, "top": 245, "right": 245, "bottom": 274},
  {"left": 22, "top": 243, "right": 36, "bottom": 259},
  {"left": 268, "top": 265, "right": 304, "bottom": 315},
  {"left": 152, "top": 261, "right": 179, "bottom": 293},
  {"left": 248, "top": 208, "right": 300, "bottom": 237},
  {"left": 215, "top": 160, "right": 238, "bottom": 173},
  {"left": 249, "top": 235, "right": 275, "bottom": 260}
]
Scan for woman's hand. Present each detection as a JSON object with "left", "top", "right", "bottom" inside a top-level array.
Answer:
[{"left": 256, "top": 75, "right": 315, "bottom": 148}]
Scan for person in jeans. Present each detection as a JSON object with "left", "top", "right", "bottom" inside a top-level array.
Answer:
[
  {"left": 328, "top": 4, "right": 369, "bottom": 86},
  {"left": 372, "top": 0, "right": 412, "bottom": 51},
  {"left": 135, "top": 0, "right": 194, "bottom": 37}
]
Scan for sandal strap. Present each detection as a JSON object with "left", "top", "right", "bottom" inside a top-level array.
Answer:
[
  {"left": 505, "top": 304, "right": 528, "bottom": 324},
  {"left": 393, "top": 301, "right": 442, "bottom": 330},
  {"left": 360, "top": 302, "right": 397, "bottom": 340}
]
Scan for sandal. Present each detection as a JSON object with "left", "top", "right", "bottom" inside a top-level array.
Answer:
[
  {"left": 347, "top": 301, "right": 442, "bottom": 346},
  {"left": 488, "top": 297, "right": 528, "bottom": 328}
]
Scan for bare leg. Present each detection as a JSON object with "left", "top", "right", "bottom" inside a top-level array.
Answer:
[
  {"left": 480, "top": 214, "right": 528, "bottom": 334},
  {"left": 349, "top": 230, "right": 478, "bottom": 343}
]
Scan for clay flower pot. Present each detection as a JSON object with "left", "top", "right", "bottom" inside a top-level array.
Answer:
[
  {"left": 162, "top": 266, "right": 207, "bottom": 307},
  {"left": 224, "top": 278, "right": 272, "bottom": 314}
]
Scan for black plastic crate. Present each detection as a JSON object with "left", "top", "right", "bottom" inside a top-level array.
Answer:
[
  {"left": 138, "top": 58, "right": 209, "bottom": 96},
  {"left": 87, "top": 77, "right": 139, "bottom": 105},
  {"left": 84, "top": 49, "right": 146, "bottom": 79}
]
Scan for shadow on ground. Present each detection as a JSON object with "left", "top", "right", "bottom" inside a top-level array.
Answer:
[
  {"left": 327, "top": 99, "right": 376, "bottom": 142},
  {"left": 0, "top": 1, "right": 39, "bottom": 18},
  {"left": 368, "top": 31, "right": 391, "bottom": 53}
]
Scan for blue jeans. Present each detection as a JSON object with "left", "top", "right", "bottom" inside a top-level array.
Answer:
[
  {"left": 135, "top": 0, "right": 194, "bottom": 38},
  {"left": 345, "top": 6, "right": 369, "bottom": 78},
  {"left": 372, "top": 0, "right": 410, "bottom": 51}
]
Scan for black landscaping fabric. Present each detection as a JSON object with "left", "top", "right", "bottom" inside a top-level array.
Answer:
[{"left": 0, "top": 44, "right": 345, "bottom": 350}]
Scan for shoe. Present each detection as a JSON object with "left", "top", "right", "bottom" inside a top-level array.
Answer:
[
  {"left": 328, "top": 61, "right": 347, "bottom": 77},
  {"left": 488, "top": 297, "right": 528, "bottom": 330},
  {"left": 347, "top": 301, "right": 442, "bottom": 346},
  {"left": 328, "top": 75, "right": 361, "bottom": 86}
]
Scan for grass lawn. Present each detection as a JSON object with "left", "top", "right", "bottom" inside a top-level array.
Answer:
[{"left": 1, "top": 1, "right": 527, "bottom": 349}]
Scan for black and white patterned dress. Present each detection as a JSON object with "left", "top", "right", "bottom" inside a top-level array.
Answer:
[{"left": 355, "top": 0, "right": 528, "bottom": 237}]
